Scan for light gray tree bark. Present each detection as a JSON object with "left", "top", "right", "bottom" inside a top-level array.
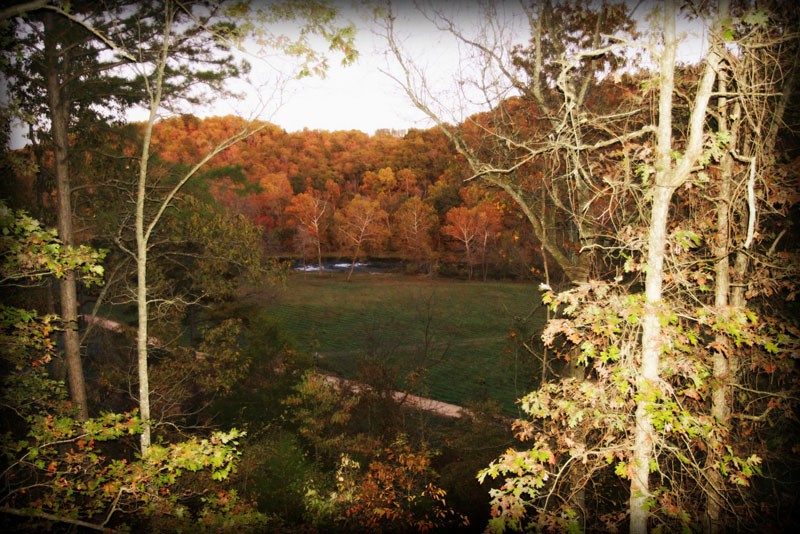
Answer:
[{"left": 631, "top": 2, "right": 721, "bottom": 531}]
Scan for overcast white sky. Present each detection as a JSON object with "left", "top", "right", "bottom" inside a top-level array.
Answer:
[
  {"left": 7, "top": 1, "right": 472, "bottom": 146},
  {"left": 149, "top": 0, "right": 705, "bottom": 134},
  {"left": 7, "top": 1, "right": 705, "bottom": 146},
  {"left": 191, "top": 1, "right": 516, "bottom": 134}
]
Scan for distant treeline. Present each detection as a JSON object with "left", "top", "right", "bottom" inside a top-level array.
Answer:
[{"left": 149, "top": 115, "right": 545, "bottom": 280}]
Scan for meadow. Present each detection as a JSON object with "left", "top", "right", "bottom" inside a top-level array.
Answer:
[{"left": 240, "top": 272, "right": 546, "bottom": 413}]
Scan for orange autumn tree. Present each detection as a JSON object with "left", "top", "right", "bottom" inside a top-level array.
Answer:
[
  {"left": 152, "top": 115, "right": 255, "bottom": 165},
  {"left": 442, "top": 201, "right": 502, "bottom": 280},
  {"left": 392, "top": 196, "right": 438, "bottom": 273},
  {"left": 361, "top": 166, "right": 396, "bottom": 196},
  {"left": 334, "top": 195, "right": 389, "bottom": 281},
  {"left": 285, "top": 189, "right": 330, "bottom": 271},
  {"left": 474, "top": 201, "right": 503, "bottom": 281},
  {"left": 361, "top": 166, "right": 406, "bottom": 213},
  {"left": 396, "top": 168, "right": 421, "bottom": 197},
  {"left": 441, "top": 206, "right": 478, "bottom": 279},
  {"left": 246, "top": 170, "right": 294, "bottom": 244}
]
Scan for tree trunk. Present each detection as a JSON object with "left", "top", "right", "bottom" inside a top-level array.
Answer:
[
  {"left": 486, "top": 176, "right": 587, "bottom": 282},
  {"left": 706, "top": 192, "right": 732, "bottom": 533},
  {"left": 44, "top": 12, "right": 89, "bottom": 420},
  {"left": 135, "top": 103, "right": 154, "bottom": 452},
  {"left": 482, "top": 233, "right": 489, "bottom": 282},
  {"left": 465, "top": 243, "right": 472, "bottom": 280},
  {"left": 132, "top": 3, "right": 176, "bottom": 454},
  {"left": 631, "top": 184, "right": 674, "bottom": 534},
  {"left": 705, "top": 67, "right": 735, "bottom": 534},
  {"left": 316, "top": 237, "right": 323, "bottom": 273},
  {"left": 347, "top": 245, "right": 360, "bottom": 282},
  {"left": 631, "top": 4, "right": 678, "bottom": 530},
  {"left": 630, "top": 3, "right": 719, "bottom": 528},
  {"left": 135, "top": 243, "right": 151, "bottom": 451}
]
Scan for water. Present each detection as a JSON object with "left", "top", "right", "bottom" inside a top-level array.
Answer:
[{"left": 292, "top": 259, "right": 403, "bottom": 273}]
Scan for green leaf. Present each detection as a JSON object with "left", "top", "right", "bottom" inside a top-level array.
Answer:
[
  {"left": 614, "top": 461, "right": 628, "bottom": 479},
  {"left": 742, "top": 9, "right": 769, "bottom": 26},
  {"left": 722, "top": 27, "right": 734, "bottom": 42},
  {"left": 649, "top": 458, "right": 659, "bottom": 473}
]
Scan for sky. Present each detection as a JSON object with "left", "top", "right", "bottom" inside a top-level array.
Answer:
[
  {"left": 158, "top": 1, "right": 516, "bottom": 135},
  {"left": 6, "top": 0, "right": 705, "bottom": 147},
  {"left": 203, "top": 0, "right": 704, "bottom": 136},
  {"left": 209, "top": 17, "right": 436, "bottom": 134},
  {"left": 7, "top": 1, "right": 468, "bottom": 147}
]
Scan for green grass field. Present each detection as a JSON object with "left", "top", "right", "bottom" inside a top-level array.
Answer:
[{"left": 237, "top": 272, "right": 546, "bottom": 413}]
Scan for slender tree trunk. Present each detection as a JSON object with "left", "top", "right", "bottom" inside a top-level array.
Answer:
[
  {"left": 44, "top": 12, "right": 89, "bottom": 420},
  {"left": 704, "top": 11, "right": 796, "bottom": 521},
  {"left": 465, "top": 243, "right": 472, "bottom": 280},
  {"left": 631, "top": 4, "right": 677, "bottom": 531},
  {"left": 135, "top": 236, "right": 151, "bottom": 451},
  {"left": 135, "top": 89, "right": 158, "bottom": 452},
  {"left": 705, "top": 67, "right": 735, "bottom": 534},
  {"left": 540, "top": 193, "right": 551, "bottom": 386},
  {"left": 482, "top": 233, "right": 489, "bottom": 282},
  {"left": 706, "top": 186, "right": 732, "bottom": 533},
  {"left": 631, "top": 3, "right": 720, "bottom": 529},
  {"left": 347, "top": 244, "right": 360, "bottom": 282},
  {"left": 316, "top": 236, "right": 323, "bottom": 273},
  {"left": 631, "top": 184, "right": 674, "bottom": 534},
  {"left": 133, "top": 3, "right": 174, "bottom": 454}
]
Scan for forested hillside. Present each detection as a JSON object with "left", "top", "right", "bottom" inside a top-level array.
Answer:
[
  {"left": 1, "top": 0, "right": 799, "bottom": 532},
  {"left": 147, "top": 115, "right": 542, "bottom": 280}
]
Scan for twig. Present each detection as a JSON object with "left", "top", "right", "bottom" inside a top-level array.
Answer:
[{"left": 0, "top": 506, "right": 118, "bottom": 532}]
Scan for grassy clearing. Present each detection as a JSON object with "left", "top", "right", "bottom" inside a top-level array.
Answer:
[{"left": 235, "top": 272, "right": 545, "bottom": 413}]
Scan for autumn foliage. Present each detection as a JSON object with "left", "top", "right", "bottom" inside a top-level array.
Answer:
[{"left": 146, "top": 116, "right": 539, "bottom": 279}]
